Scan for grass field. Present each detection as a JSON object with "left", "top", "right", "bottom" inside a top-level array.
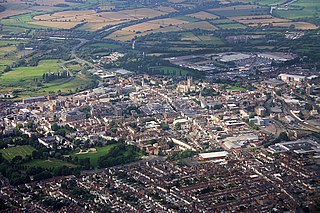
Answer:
[
  {"left": 0, "top": 59, "right": 15, "bottom": 73},
  {"left": 274, "top": 0, "right": 320, "bottom": 19},
  {"left": 186, "top": 11, "right": 219, "bottom": 20},
  {"left": 0, "top": 40, "right": 26, "bottom": 47},
  {"left": 72, "top": 143, "right": 119, "bottom": 167},
  {"left": 0, "top": 59, "right": 95, "bottom": 97},
  {"left": 151, "top": 66, "right": 191, "bottom": 75},
  {"left": 231, "top": 16, "right": 290, "bottom": 24},
  {"left": 216, "top": 23, "right": 247, "bottom": 29},
  {"left": 272, "top": 21, "right": 318, "bottom": 30},
  {"left": 174, "top": 15, "right": 200, "bottom": 22},
  {"left": 17, "top": 73, "right": 94, "bottom": 97},
  {"left": 180, "top": 32, "right": 201, "bottom": 41},
  {"left": 0, "top": 60, "right": 60, "bottom": 87},
  {"left": 210, "top": 19, "right": 235, "bottom": 24},
  {"left": 227, "top": 86, "right": 246, "bottom": 91},
  {"left": 24, "top": 159, "right": 78, "bottom": 169},
  {"left": 0, "top": 12, "right": 48, "bottom": 30},
  {"left": 0, "top": 145, "right": 36, "bottom": 161},
  {"left": 180, "top": 32, "right": 224, "bottom": 45},
  {"left": 237, "top": 0, "right": 288, "bottom": 6},
  {"left": 208, "top": 5, "right": 269, "bottom": 17}
]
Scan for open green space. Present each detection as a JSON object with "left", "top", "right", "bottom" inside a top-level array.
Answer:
[
  {"left": 216, "top": 23, "right": 247, "bottom": 29},
  {"left": 0, "top": 12, "right": 49, "bottom": 30},
  {"left": 274, "top": 0, "right": 320, "bottom": 19},
  {"left": 17, "top": 73, "right": 95, "bottom": 97},
  {"left": 0, "top": 40, "right": 26, "bottom": 47},
  {"left": 0, "top": 59, "right": 97, "bottom": 97},
  {"left": 72, "top": 143, "right": 119, "bottom": 167},
  {"left": 0, "top": 145, "right": 36, "bottom": 161},
  {"left": 209, "top": 8, "right": 269, "bottom": 17},
  {"left": 209, "top": 19, "right": 234, "bottom": 24},
  {"left": 180, "top": 32, "right": 224, "bottom": 44},
  {"left": 241, "top": 0, "right": 288, "bottom": 6},
  {"left": 174, "top": 16, "right": 200, "bottom": 22},
  {"left": 24, "top": 159, "right": 78, "bottom": 169},
  {"left": 65, "top": 63, "right": 83, "bottom": 72},
  {"left": 151, "top": 66, "right": 191, "bottom": 76},
  {"left": 0, "top": 59, "right": 61, "bottom": 87},
  {"left": 226, "top": 86, "right": 246, "bottom": 91}
]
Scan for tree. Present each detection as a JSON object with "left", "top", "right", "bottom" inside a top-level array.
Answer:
[
  {"left": 174, "top": 123, "right": 181, "bottom": 130},
  {"left": 26, "top": 121, "right": 34, "bottom": 129},
  {"left": 51, "top": 123, "right": 59, "bottom": 131},
  {"left": 160, "top": 122, "right": 169, "bottom": 130}
]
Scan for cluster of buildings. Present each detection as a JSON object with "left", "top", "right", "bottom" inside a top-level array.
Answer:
[
  {"left": 1, "top": 146, "right": 319, "bottom": 212},
  {"left": 1, "top": 53, "right": 320, "bottom": 211},
  {"left": 167, "top": 51, "right": 295, "bottom": 79}
]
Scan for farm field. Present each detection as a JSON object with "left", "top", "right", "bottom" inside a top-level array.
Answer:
[
  {"left": 274, "top": 0, "right": 320, "bottom": 19},
  {"left": 227, "top": 14, "right": 318, "bottom": 30},
  {"left": 229, "top": 0, "right": 288, "bottom": 6},
  {"left": 72, "top": 143, "right": 119, "bottom": 167},
  {"left": 0, "top": 12, "right": 50, "bottom": 31},
  {"left": 248, "top": 21, "right": 318, "bottom": 30},
  {"left": 31, "top": 7, "right": 169, "bottom": 31},
  {"left": 30, "top": 21, "right": 81, "bottom": 29},
  {"left": 181, "top": 33, "right": 224, "bottom": 44},
  {"left": 216, "top": 23, "right": 247, "bottom": 29},
  {"left": 0, "top": 145, "right": 36, "bottom": 161},
  {"left": 24, "top": 159, "right": 78, "bottom": 169},
  {"left": 107, "top": 19, "right": 218, "bottom": 41},
  {"left": 186, "top": 11, "right": 219, "bottom": 20}
]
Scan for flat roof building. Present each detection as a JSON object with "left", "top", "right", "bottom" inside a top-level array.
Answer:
[{"left": 199, "top": 151, "right": 228, "bottom": 161}]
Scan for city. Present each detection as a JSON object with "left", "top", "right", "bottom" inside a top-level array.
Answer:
[{"left": 0, "top": 0, "right": 320, "bottom": 212}]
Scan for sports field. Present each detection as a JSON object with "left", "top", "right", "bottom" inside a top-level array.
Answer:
[
  {"left": 226, "top": 86, "right": 246, "bottom": 91},
  {"left": 24, "top": 159, "right": 78, "bottom": 169},
  {"left": 0, "top": 145, "right": 36, "bottom": 161}
]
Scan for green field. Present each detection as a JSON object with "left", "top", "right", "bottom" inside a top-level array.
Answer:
[
  {"left": 226, "top": 86, "right": 246, "bottom": 91},
  {"left": 216, "top": 23, "right": 247, "bottom": 29},
  {"left": 209, "top": 19, "right": 235, "bottom": 24},
  {"left": 151, "top": 66, "right": 191, "bottom": 75},
  {"left": 0, "top": 59, "right": 95, "bottom": 97},
  {"left": 274, "top": 0, "right": 320, "bottom": 19},
  {"left": 24, "top": 159, "right": 78, "bottom": 169},
  {"left": 242, "top": 0, "right": 288, "bottom": 6},
  {"left": 72, "top": 144, "right": 119, "bottom": 167},
  {"left": 0, "top": 12, "right": 49, "bottom": 31},
  {"left": 209, "top": 8, "right": 269, "bottom": 17},
  {"left": 18, "top": 73, "right": 94, "bottom": 96},
  {"left": 0, "top": 145, "right": 36, "bottom": 161},
  {"left": 180, "top": 32, "right": 224, "bottom": 45},
  {"left": 0, "top": 40, "right": 26, "bottom": 47},
  {"left": 0, "top": 59, "right": 61, "bottom": 87},
  {"left": 174, "top": 16, "right": 200, "bottom": 22}
]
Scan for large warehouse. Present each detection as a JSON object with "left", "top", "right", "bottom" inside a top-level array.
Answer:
[{"left": 199, "top": 151, "right": 229, "bottom": 161}]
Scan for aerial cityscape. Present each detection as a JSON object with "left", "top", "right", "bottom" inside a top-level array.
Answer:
[{"left": 0, "top": 0, "right": 319, "bottom": 212}]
